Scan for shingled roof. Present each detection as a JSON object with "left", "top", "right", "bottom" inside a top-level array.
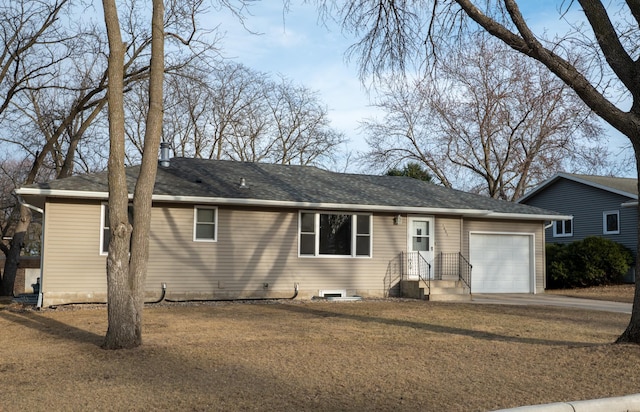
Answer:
[{"left": 17, "top": 157, "right": 564, "bottom": 219}]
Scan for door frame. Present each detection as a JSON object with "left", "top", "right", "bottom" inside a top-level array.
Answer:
[{"left": 406, "top": 215, "right": 435, "bottom": 279}]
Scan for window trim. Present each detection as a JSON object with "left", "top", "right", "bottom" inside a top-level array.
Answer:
[
  {"left": 552, "top": 219, "right": 573, "bottom": 238},
  {"left": 100, "top": 202, "right": 135, "bottom": 255},
  {"left": 298, "top": 211, "right": 372, "bottom": 258},
  {"left": 603, "top": 210, "right": 620, "bottom": 235},
  {"left": 318, "top": 289, "right": 347, "bottom": 298},
  {"left": 100, "top": 203, "right": 109, "bottom": 256},
  {"left": 193, "top": 206, "right": 218, "bottom": 242}
]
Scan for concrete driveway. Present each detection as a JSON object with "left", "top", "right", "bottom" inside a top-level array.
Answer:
[{"left": 472, "top": 293, "right": 632, "bottom": 314}]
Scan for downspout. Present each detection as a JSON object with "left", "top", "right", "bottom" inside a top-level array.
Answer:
[
  {"left": 48, "top": 282, "right": 299, "bottom": 308},
  {"left": 50, "top": 283, "right": 167, "bottom": 308},
  {"left": 163, "top": 282, "right": 299, "bottom": 303},
  {"left": 16, "top": 195, "right": 44, "bottom": 308}
]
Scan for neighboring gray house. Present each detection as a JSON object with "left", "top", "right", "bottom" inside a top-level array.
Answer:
[
  {"left": 16, "top": 157, "right": 566, "bottom": 307},
  {"left": 518, "top": 173, "right": 638, "bottom": 275}
]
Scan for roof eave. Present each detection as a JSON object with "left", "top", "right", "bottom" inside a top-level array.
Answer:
[
  {"left": 484, "top": 212, "right": 572, "bottom": 221},
  {"left": 14, "top": 188, "right": 560, "bottom": 220},
  {"left": 519, "top": 173, "right": 638, "bottom": 202},
  {"left": 15, "top": 188, "right": 110, "bottom": 200},
  {"left": 152, "top": 194, "right": 498, "bottom": 216}
]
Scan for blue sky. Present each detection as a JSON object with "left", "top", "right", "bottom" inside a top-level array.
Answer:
[{"left": 212, "top": 1, "right": 632, "bottom": 174}]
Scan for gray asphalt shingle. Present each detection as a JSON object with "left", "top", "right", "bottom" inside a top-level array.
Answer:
[{"left": 25, "top": 158, "right": 561, "bottom": 216}]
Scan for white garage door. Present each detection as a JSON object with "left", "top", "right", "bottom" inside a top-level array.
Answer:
[{"left": 469, "top": 234, "right": 532, "bottom": 293}]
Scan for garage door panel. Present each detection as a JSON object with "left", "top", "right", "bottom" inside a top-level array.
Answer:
[{"left": 470, "top": 234, "right": 532, "bottom": 293}]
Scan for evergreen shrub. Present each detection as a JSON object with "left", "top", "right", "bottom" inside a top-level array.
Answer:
[{"left": 546, "top": 236, "right": 633, "bottom": 289}]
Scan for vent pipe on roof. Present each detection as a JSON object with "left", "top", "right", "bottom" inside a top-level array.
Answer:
[
  {"left": 239, "top": 177, "right": 248, "bottom": 189},
  {"left": 159, "top": 142, "right": 171, "bottom": 167}
]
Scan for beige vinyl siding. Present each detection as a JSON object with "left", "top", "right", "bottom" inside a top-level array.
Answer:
[
  {"left": 41, "top": 201, "right": 408, "bottom": 304},
  {"left": 434, "top": 216, "right": 462, "bottom": 255},
  {"left": 291, "top": 213, "right": 405, "bottom": 296},
  {"left": 147, "top": 206, "right": 300, "bottom": 295},
  {"left": 42, "top": 199, "right": 107, "bottom": 294},
  {"left": 146, "top": 208, "right": 407, "bottom": 299},
  {"left": 40, "top": 198, "right": 547, "bottom": 304},
  {"left": 463, "top": 219, "right": 545, "bottom": 292}
]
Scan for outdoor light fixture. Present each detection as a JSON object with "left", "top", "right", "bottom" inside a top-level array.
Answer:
[{"left": 393, "top": 214, "right": 402, "bottom": 225}]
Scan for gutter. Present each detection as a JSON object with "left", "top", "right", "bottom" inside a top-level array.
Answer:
[
  {"left": 14, "top": 188, "right": 566, "bottom": 220},
  {"left": 15, "top": 195, "right": 45, "bottom": 308}
]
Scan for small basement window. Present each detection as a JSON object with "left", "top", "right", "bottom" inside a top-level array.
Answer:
[{"left": 318, "top": 290, "right": 347, "bottom": 298}]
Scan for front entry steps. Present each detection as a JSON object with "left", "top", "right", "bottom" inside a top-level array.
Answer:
[{"left": 400, "top": 279, "right": 471, "bottom": 302}]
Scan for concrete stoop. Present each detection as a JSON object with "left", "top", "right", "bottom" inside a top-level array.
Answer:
[
  {"left": 428, "top": 280, "right": 471, "bottom": 302},
  {"left": 428, "top": 292, "right": 472, "bottom": 302},
  {"left": 400, "top": 279, "right": 471, "bottom": 301}
]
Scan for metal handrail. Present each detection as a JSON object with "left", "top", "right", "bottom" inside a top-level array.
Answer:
[
  {"left": 402, "top": 251, "right": 472, "bottom": 296},
  {"left": 434, "top": 252, "right": 472, "bottom": 291},
  {"left": 403, "top": 251, "right": 432, "bottom": 296},
  {"left": 417, "top": 253, "right": 431, "bottom": 296},
  {"left": 458, "top": 253, "right": 472, "bottom": 292}
]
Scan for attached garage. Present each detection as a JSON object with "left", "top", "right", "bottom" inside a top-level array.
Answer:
[{"left": 469, "top": 233, "right": 534, "bottom": 293}]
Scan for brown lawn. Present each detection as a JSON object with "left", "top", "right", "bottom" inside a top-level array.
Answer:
[
  {"left": 546, "top": 283, "right": 635, "bottom": 303},
  {"left": 0, "top": 289, "right": 639, "bottom": 411}
]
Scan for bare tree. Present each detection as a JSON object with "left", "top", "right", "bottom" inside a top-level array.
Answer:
[
  {"left": 362, "top": 34, "right": 607, "bottom": 201},
  {"left": 0, "top": 0, "right": 72, "bottom": 117},
  {"left": 102, "top": 0, "right": 220, "bottom": 349},
  {"left": 128, "top": 61, "right": 345, "bottom": 168},
  {"left": 213, "top": 64, "right": 272, "bottom": 161},
  {"left": 322, "top": 0, "right": 640, "bottom": 343},
  {"left": 266, "top": 76, "right": 345, "bottom": 165},
  {"left": 0, "top": 0, "right": 76, "bottom": 295},
  {"left": 0, "top": 157, "right": 44, "bottom": 259},
  {"left": 0, "top": 0, "right": 217, "bottom": 296}
]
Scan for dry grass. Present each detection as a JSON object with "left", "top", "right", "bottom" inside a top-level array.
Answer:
[
  {"left": 546, "top": 283, "right": 635, "bottom": 303},
  {"left": 1, "top": 292, "right": 639, "bottom": 412}
]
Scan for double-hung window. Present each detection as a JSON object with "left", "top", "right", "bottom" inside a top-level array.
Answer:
[
  {"left": 194, "top": 206, "right": 217, "bottom": 241},
  {"left": 603, "top": 210, "right": 620, "bottom": 235},
  {"left": 299, "top": 212, "right": 371, "bottom": 257},
  {"left": 553, "top": 219, "right": 573, "bottom": 238}
]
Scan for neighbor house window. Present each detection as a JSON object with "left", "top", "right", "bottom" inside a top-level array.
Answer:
[
  {"left": 553, "top": 219, "right": 573, "bottom": 238},
  {"left": 299, "top": 212, "right": 371, "bottom": 257},
  {"left": 100, "top": 203, "right": 134, "bottom": 255},
  {"left": 603, "top": 210, "right": 620, "bottom": 235},
  {"left": 194, "top": 206, "right": 217, "bottom": 241}
]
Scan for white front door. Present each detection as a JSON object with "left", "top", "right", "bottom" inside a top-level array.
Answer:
[{"left": 407, "top": 217, "right": 435, "bottom": 280}]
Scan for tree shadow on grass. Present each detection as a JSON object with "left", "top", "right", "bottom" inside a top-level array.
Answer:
[
  {"left": 272, "top": 303, "right": 597, "bottom": 347},
  {"left": 0, "top": 309, "right": 104, "bottom": 346}
]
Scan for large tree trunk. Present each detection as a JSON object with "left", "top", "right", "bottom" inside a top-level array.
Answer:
[
  {"left": 127, "top": 0, "right": 165, "bottom": 344},
  {"left": 1, "top": 205, "right": 31, "bottom": 296},
  {"left": 102, "top": 0, "right": 138, "bottom": 350},
  {"left": 615, "top": 146, "right": 640, "bottom": 343},
  {"left": 102, "top": 0, "right": 164, "bottom": 349}
]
